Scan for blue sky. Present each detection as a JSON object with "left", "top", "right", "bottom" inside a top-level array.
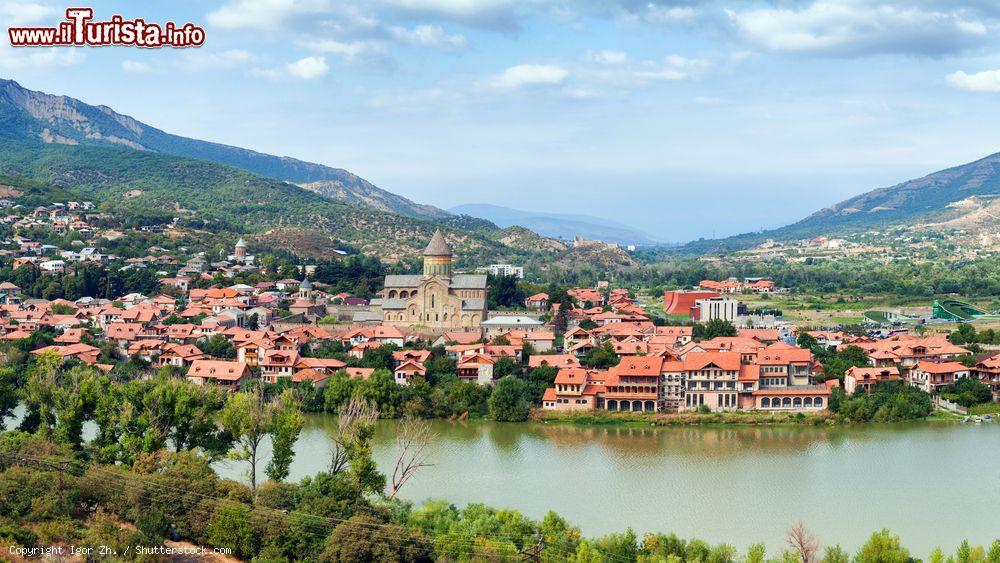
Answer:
[{"left": 3, "top": 0, "right": 1000, "bottom": 241}]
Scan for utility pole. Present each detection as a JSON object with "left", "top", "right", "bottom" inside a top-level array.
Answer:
[{"left": 518, "top": 535, "right": 545, "bottom": 562}]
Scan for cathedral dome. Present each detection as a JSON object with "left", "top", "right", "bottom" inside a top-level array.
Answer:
[{"left": 423, "top": 229, "right": 452, "bottom": 257}]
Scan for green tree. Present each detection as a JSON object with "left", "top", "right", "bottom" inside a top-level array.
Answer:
[
  {"left": 526, "top": 365, "right": 558, "bottom": 402},
  {"left": 198, "top": 334, "right": 236, "bottom": 359},
  {"left": 151, "top": 377, "right": 230, "bottom": 458},
  {"left": 488, "top": 376, "right": 531, "bottom": 422},
  {"left": 360, "top": 344, "right": 398, "bottom": 371},
  {"left": 487, "top": 274, "right": 527, "bottom": 309},
  {"left": 594, "top": 529, "right": 639, "bottom": 562},
  {"left": 320, "top": 514, "right": 432, "bottom": 562},
  {"left": 493, "top": 357, "right": 519, "bottom": 379},
  {"left": 50, "top": 366, "right": 100, "bottom": 450},
  {"left": 0, "top": 367, "right": 19, "bottom": 431},
  {"left": 746, "top": 543, "right": 767, "bottom": 563},
  {"left": 265, "top": 390, "right": 305, "bottom": 483},
  {"left": 220, "top": 388, "right": 272, "bottom": 490},
  {"left": 583, "top": 342, "right": 619, "bottom": 369},
  {"left": 854, "top": 529, "right": 911, "bottom": 563},
  {"left": 819, "top": 346, "right": 870, "bottom": 382},
  {"left": 552, "top": 306, "right": 569, "bottom": 334},
  {"left": 205, "top": 503, "right": 260, "bottom": 559},
  {"left": 693, "top": 319, "right": 737, "bottom": 340}
]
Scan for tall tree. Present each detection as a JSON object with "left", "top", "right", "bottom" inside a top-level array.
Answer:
[
  {"left": 0, "top": 367, "right": 18, "bottom": 431},
  {"left": 488, "top": 376, "right": 531, "bottom": 422},
  {"left": 220, "top": 387, "right": 272, "bottom": 490},
  {"left": 327, "top": 397, "right": 384, "bottom": 495},
  {"left": 151, "top": 376, "right": 230, "bottom": 459},
  {"left": 389, "top": 416, "right": 436, "bottom": 500},
  {"left": 265, "top": 389, "right": 305, "bottom": 483}
]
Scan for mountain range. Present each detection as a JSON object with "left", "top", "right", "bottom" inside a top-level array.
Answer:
[
  {"left": 0, "top": 77, "right": 997, "bottom": 262},
  {"left": 0, "top": 79, "right": 446, "bottom": 219},
  {"left": 0, "top": 79, "right": 646, "bottom": 271},
  {"left": 449, "top": 203, "right": 659, "bottom": 246},
  {"left": 681, "top": 151, "right": 1000, "bottom": 253}
]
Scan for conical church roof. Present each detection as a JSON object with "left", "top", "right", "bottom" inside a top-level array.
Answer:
[
  {"left": 423, "top": 229, "right": 453, "bottom": 257},
  {"left": 235, "top": 238, "right": 247, "bottom": 248}
]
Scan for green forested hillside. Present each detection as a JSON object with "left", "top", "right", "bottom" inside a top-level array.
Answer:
[
  {"left": 0, "top": 173, "right": 80, "bottom": 206},
  {"left": 0, "top": 139, "right": 522, "bottom": 263},
  {"left": 679, "top": 151, "right": 1000, "bottom": 254},
  {"left": 0, "top": 78, "right": 447, "bottom": 219}
]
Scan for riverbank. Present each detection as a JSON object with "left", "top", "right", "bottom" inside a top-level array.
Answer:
[{"left": 531, "top": 408, "right": 839, "bottom": 427}]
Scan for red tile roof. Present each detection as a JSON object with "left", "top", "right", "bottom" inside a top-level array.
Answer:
[{"left": 187, "top": 360, "right": 250, "bottom": 381}]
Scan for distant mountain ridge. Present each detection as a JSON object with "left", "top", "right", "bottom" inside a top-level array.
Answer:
[
  {"left": 450, "top": 203, "right": 659, "bottom": 245},
  {"left": 681, "top": 151, "right": 1000, "bottom": 253},
  {"left": 0, "top": 78, "right": 448, "bottom": 219}
]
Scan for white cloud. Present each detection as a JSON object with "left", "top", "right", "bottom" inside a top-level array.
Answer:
[
  {"left": 491, "top": 64, "right": 568, "bottom": 88},
  {"left": 585, "top": 50, "right": 628, "bottom": 65},
  {"left": 727, "top": 1, "right": 989, "bottom": 56},
  {"left": 561, "top": 87, "right": 603, "bottom": 100},
  {"left": 635, "top": 55, "right": 709, "bottom": 81},
  {"left": 0, "top": 0, "right": 55, "bottom": 24},
  {"left": 0, "top": 0, "right": 78, "bottom": 71},
  {"left": 286, "top": 55, "right": 329, "bottom": 79},
  {"left": 383, "top": 0, "right": 513, "bottom": 18},
  {"left": 298, "top": 38, "right": 385, "bottom": 60},
  {"left": 389, "top": 24, "right": 466, "bottom": 50},
  {"left": 643, "top": 4, "right": 698, "bottom": 24},
  {"left": 381, "top": 0, "right": 520, "bottom": 29},
  {"left": 947, "top": 69, "right": 1000, "bottom": 93},
  {"left": 178, "top": 49, "right": 256, "bottom": 71},
  {"left": 617, "top": 3, "right": 698, "bottom": 25},
  {"left": 0, "top": 44, "right": 83, "bottom": 70},
  {"left": 206, "top": 0, "right": 331, "bottom": 31},
  {"left": 121, "top": 60, "right": 151, "bottom": 74}
]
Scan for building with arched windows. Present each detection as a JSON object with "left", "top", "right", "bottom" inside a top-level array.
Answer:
[{"left": 379, "top": 230, "right": 488, "bottom": 329}]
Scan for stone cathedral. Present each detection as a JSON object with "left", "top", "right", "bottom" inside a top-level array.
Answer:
[{"left": 379, "top": 230, "right": 488, "bottom": 329}]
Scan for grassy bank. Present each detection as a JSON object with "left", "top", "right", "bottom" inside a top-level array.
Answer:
[
  {"left": 531, "top": 408, "right": 837, "bottom": 427},
  {"left": 969, "top": 403, "right": 1000, "bottom": 415}
]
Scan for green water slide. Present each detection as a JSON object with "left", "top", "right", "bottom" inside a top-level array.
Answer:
[
  {"left": 932, "top": 299, "right": 987, "bottom": 321},
  {"left": 864, "top": 310, "right": 892, "bottom": 324}
]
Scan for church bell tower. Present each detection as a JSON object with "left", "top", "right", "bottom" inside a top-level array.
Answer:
[{"left": 422, "top": 229, "right": 453, "bottom": 279}]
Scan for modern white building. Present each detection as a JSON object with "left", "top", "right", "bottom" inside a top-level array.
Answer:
[
  {"left": 692, "top": 297, "right": 739, "bottom": 323},
  {"left": 477, "top": 264, "right": 524, "bottom": 279},
  {"left": 480, "top": 315, "right": 543, "bottom": 339}
]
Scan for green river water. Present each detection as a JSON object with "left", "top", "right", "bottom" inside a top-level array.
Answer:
[{"left": 212, "top": 416, "right": 1000, "bottom": 554}]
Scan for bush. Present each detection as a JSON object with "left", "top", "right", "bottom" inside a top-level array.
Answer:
[
  {"left": 833, "top": 381, "right": 932, "bottom": 422},
  {"left": 488, "top": 376, "right": 531, "bottom": 422},
  {"left": 320, "top": 514, "right": 432, "bottom": 562},
  {"left": 205, "top": 503, "right": 261, "bottom": 560},
  {"left": 0, "top": 520, "right": 39, "bottom": 548}
]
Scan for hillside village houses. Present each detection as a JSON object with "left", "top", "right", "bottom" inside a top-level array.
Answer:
[{"left": 0, "top": 206, "right": 995, "bottom": 415}]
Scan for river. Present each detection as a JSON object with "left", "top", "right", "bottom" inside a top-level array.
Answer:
[
  {"left": 5, "top": 404, "right": 996, "bottom": 553},
  {"left": 212, "top": 416, "right": 1000, "bottom": 554}
]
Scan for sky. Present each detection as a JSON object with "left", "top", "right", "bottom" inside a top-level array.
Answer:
[{"left": 3, "top": 0, "right": 1000, "bottom": 242}]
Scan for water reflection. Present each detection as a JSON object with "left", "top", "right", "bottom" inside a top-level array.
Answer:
[
  {"left": 436, "top": 421, "right": 860, "bottom": 460},
  {"left": 360, "top": 417, "right": 999, "bottom": 553}
]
